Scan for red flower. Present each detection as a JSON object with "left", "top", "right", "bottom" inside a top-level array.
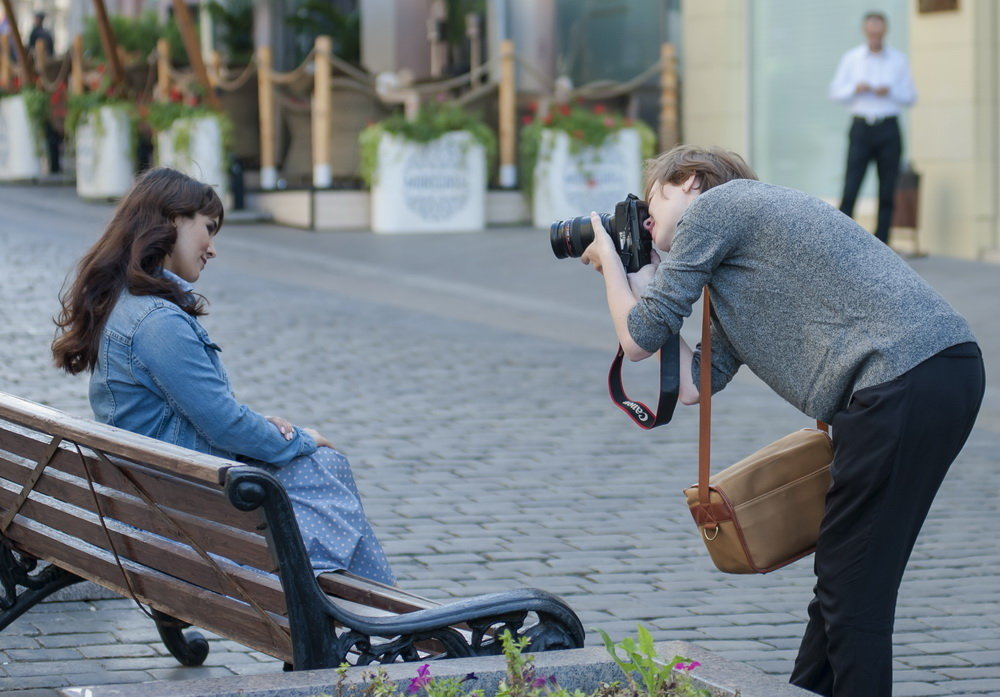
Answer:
[
  {"left": 527, "top": 100, "right": 538, "bottom": 113},
  {"left": 184, "top": 93, "right": 199, "bottom": 107},
  {"left": 604, "top": 117, "right": 616, "bottom": 128},
  {"left": 521, "top": 114, "right": 533, "bottom": 125},
  {"left": 593, "top": 104, "right": 607, "bottom": 115},
  {"left": 543, "top": 114, "right": 553, "bottom": 125},
  {"left": 558, "top": 104, "right": 571, "bottom": 117},
  {"left": 169, "top": 87, "right": 183, "bottom": 103}
]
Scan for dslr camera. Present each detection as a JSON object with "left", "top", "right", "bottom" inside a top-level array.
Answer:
[{"left": 549, "top": 194, "right": 652, "bottom": 273}]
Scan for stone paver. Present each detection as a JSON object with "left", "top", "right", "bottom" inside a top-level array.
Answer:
[{"left": 1, "top": 184, "right": 998, "bottom": 695}]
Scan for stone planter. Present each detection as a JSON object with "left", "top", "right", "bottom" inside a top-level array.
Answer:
[
  {"left": 0, "top": 94, "right": 43, "bottom": 181},
  {"left": 156, "top": 115, "right": 229, "bottom": 201},
  {"left": 532, "top": 128, "right": 643, "bottom": 229},
  {"left": 370, "top": 131, "right": 486, "bottom": 234},
  {"left": 75, "top": 106, "right": 135, "bottom": 199},
  {"left": 61, "top": 641, "right": 815, "bottom": 697}
]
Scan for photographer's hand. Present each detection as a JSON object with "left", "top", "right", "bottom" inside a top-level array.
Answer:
[
  {"left": 580, "top": 212, "right": 619, "bottom": 274},
  {"left": 582, "top": 213, "right": 653, "bottom": 362},
  {"left": 627, "top": 249, "right": 662, "bottom": 299}
]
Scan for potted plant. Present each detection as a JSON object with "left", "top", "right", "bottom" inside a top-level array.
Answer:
[
  {"left": 359, "top": 101, "right": 496, "bottom": 233},
  {"left": 148, "top": 88, "right": 233, "bottom": 201},
  {"left": 0, "top": 80, "right": 47, "bottom": 181},
  {"left": 66, "top": 76, "right": 137, "bottom": 198},
  {"left": 521, "top": 102, "right": 656, "bottom": 229}
]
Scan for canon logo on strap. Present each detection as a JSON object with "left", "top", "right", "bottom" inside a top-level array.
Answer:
[{"left": 623, "top": 401, "right": 649, "bottom": 422}]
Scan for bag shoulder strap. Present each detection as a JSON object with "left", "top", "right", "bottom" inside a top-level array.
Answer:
[{"left": 697, "top": 287, "right": 827, "bottom": 508}]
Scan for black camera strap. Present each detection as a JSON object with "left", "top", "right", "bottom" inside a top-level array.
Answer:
[{"left": 608, "top": 332, "right": 680, "bottom": 429}]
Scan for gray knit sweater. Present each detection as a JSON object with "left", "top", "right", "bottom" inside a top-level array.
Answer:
[{"left": 627, "top": 179, "right": 976, "bottom": 423}]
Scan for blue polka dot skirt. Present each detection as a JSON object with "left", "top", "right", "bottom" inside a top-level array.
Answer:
[{"left": 267, "top": 446, "right": 395, "bottom": 585}]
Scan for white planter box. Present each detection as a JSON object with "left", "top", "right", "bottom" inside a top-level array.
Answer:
[
  {"left": 370, "top": 131, "right": 485, "bottom": 233},
  {"left": 157, "top": 115, "right": 228, "bottom": 201},
  {"left": 0, "top": 94, "right": 42, "bottom": 181},
  {"left": 531, "top": 128, "right": 643, "bottom": 229},
  {"left": 75, "top": 106, "right": 135, "bottom": 199}
]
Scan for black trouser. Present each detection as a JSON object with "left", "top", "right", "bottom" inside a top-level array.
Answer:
[
  {"left": 790, "top": 342, "right": 984, "bottom": 697},
  {"left": 839, "top": 116, "right": 902, "bottom": 245}
]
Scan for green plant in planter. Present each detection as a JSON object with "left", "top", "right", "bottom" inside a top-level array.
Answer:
[
  {"left": 347, "top": 628, "right": 708, "bottom": 697},
  {"left": 65, "top": 91, "right": 137, "bottom": 141},
  {"left": 83, "top": 11, "right": 188, "bottom": 66},
  {"left": 17, "top": 87, "right": 50, "bottom": 159},
  {"left": 519, "top": 102, "right": 656, "bottom": 197},
  {"left": 146, "top": 100, "right": 233, "bottom": 165},
  {"left": 359, "top": 102, "right": 497, "bottom": 188}
]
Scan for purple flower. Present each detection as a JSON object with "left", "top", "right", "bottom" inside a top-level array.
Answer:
[
  {"left": 675, "top": 661, "right": 701, "bottom": 671},
  {"left": 407, "top": 664, "right": 432, "bottom": 693}
]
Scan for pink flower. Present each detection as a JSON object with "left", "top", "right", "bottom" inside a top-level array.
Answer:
[
  {"left": 676, "top": 661, "right": 701, "bottom": 671},
  {"left": 407, "top": 664, "right": 432, "bottom": 693}
]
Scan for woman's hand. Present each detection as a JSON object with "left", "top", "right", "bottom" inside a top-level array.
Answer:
[
  {"left": 266, "top": 415, "right": 294, "bottom": 441},
  {"left": 627, "top": 249, "right": 662, "bottom": 299},
  {"left": 580, "top": 212, "right": 620, "bottom": 275},
  {"left": 302, "top": 427, "right": 336, "bottom": 450}
]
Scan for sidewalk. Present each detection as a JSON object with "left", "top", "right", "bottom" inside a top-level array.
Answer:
[{"left": 1, "top": 184, "right": 998, "bottom": 697}]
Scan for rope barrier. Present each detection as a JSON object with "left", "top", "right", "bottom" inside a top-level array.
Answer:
[
  {"left": 36, "top": 54, "right": 72, "bottom": 92},
  {"left": 213, "top": 60, "right": 257, "bottom": 92},
  {"left": 569, "top": 60, "right": 662, "bottom": 100}
]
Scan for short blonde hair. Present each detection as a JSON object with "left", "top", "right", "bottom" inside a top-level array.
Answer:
[{"left": 644, "top": 145, "right": 758, "bottom": 198}]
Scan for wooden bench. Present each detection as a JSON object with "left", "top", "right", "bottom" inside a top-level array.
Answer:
[{"left": 0, "top": 391, "right": 584, "bottom": 669}]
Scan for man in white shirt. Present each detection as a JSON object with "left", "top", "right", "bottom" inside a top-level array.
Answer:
[{"left": 829, "top": 12, "right": 916, "bottom": 245}]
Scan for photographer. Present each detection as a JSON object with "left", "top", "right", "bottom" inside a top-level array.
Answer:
[{"left": 579, "top": 145, "right": 983, "bottom": 697}]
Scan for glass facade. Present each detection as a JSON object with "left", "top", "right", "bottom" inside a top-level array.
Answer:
[{"left": 749, "top": 1, "right": 909, "bottom": 200}]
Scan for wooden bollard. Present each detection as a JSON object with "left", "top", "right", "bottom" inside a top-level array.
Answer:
[
  {"left": 498, "top": 39, "right": 516, "bottom": 188},
  {"left": 156, "top": 38, "right": 170, "bottom": 101},
  {"left": 257, "top": 45, "right": 277, "bottom": 190},
  {"left": 659, "top": 43, "right": 678, "bottom": 150},
  {"left": 71, "top": 35, "right": 84, "bottom": 95},
  {"left": 34, "top": 37, "right": 47, "bottom": 81},
  {"left": 0, "top": 34, "right": 9, "bottom": 89},
  {"left": 312, "top": 36, "right": 332, "bottom": 189}
]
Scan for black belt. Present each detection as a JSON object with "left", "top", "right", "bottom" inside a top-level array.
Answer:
[{"left": 853, "top": 115, "right": 898, "bottom": 126}]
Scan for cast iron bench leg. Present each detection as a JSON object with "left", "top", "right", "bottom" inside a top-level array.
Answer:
[
  {"left": 152, "top": 608, "right": 210, "bottom": 666},
  {"left": 1, "top": 545, "right": 83, "bottom": 631}
]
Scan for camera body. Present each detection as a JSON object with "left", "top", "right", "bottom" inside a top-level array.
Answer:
[{"left": 549, "top": 194, "right": 652, "bottom": 273}]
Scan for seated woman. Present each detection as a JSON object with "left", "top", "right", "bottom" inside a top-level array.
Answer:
[{"left": 51, "top": 167, "right": 394, "bottom": 585}]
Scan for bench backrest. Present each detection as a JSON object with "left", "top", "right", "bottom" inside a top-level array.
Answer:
[{"left": 0, "top": 391, "right": 298, "bottom": 661}]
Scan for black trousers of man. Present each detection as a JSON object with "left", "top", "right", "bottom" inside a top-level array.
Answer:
[
  {"left": 789, "top": 342, "right": 984, "bottom": 697},
  {"left": 839, "top": 116, "right": 902, "bottom": 245}
]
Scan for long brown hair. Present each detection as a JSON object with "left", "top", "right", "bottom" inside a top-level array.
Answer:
[{"left": 52, "top": 168, "right": 224, "bottom": 375}]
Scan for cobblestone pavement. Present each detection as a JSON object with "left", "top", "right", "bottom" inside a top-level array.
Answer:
[{"left": 1, "top": 184, "right": 998, "bottom": 697}]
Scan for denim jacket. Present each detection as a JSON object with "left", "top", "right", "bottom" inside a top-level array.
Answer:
[{"left": 89, "top": 269, "right": 317, "bottom": 466}]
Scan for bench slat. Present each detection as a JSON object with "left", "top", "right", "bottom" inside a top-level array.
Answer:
[
  {"left": 0, "top": 479, "right": 289, "bottom": 617},
  {"left": 0, "top": 396, "right": 233, "bottom": 486},
  {"left": 7, "top": 516, "right": 294, "bottom": 662},
  {"left": 0, "top": 430, "right": 260, "bottom": 531},
  {"left": 0, "top": 452, "right": 274, "bottom": 570},
  {"left": 319, "top": 572, "right": 441, "bottom": 614}
]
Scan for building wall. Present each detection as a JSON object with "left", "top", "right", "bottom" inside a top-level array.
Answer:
[
  {"left": 680, "top": 0, "right": 747, "bottom": 153},
  {"left": 910, "top": 3, "right": 1000, "bottom": 260},
  {"left": 682, "top": 1, "right": 1000, "bottom": 261}
]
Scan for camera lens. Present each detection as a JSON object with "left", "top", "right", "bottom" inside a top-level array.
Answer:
[{"left": 549, "top": 213, "right": 612, "bottom": 259}]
